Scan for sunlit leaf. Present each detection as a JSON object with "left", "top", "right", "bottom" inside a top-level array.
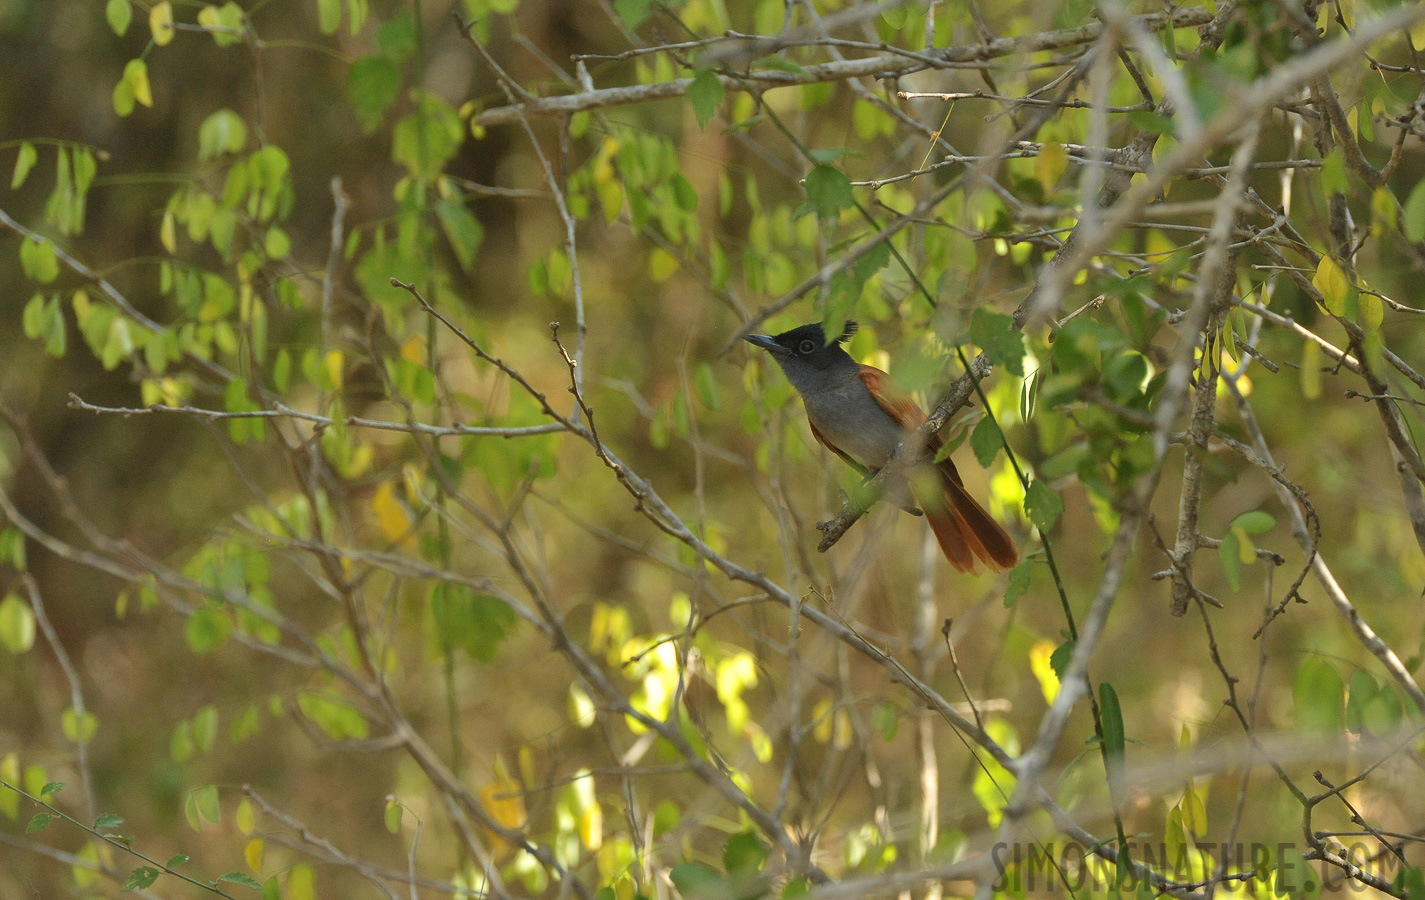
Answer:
[
  {"left": 1312, "top": 255, "right": 1348, "bottom": 315},
  {"left": 149, "top": 1, "right": 175, "bottom": 45},
  {"left": 106, "top": 0, "right": 132, "bottom": 35},
  {"left": 0, "top": 594, "right": 35, "bottom": 654},
  {"left": 11, "top": 141, "right": 37, "bottom": 189},
  {"left": 803, "top": 164, "right": 852, "bottom": 221},
  {"left": 688, "top": 69, "right": 724, "bottom": 129}
]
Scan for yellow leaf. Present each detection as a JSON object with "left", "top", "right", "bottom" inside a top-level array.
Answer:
[
  {"left": 370, "top": 481, "right": 412, "bottom": 544},
  {"left": 324, "top": 349, "right": 343, "bottom": 391},
  {"left": 1036, "top": 142, "right": 1068, "bottom": 191},
  {"left": 73, "top": 841, "right": 100, "bottom": 888},
  {"left": 244, "top": 837, "right": 264, "bottom": 872},
  {"left": 288, "top": 864, "right": 315, "bottom": 900},
  {"left": 579, "top": 802, "right": 603, "bottom": 850},
  {"left": 1233, "top": 525, "right": 1255, "bottom": 564},
  {"left": 648, "top": 247, "right": 678, "bottom": 282},
  {"left": 833, "top": 707, "right": 852, "bottom": 748},
  {"left": 1371, "top": 187, "right": 1395, "bottom": 236},
  {"left": 399, "top": 334, "right": 425, "bottom": 364},
  {"left": 0, "top": 753, "right": 19, "bottom": 820},
  {"left": 1028, "top": 639, "right": 1061, "bottom": 704},
  {"left": 1301, "top": 339, "right": 1322, "bottom": 400},
  {"left": 479, "top": 772, "right": 528, "bottom": 854},
  {"left": 569, "top": 684, "right": 596, "bottom": 728},
  {"left": 149, "top": 1, "right": 175, "bottom": 45},
  {"left": 401, "top": 462, "right": 423, "bottom": 502},
  {"left": 346, "top": 442, "right": 373, "bottom": 478},
  {"left": 1312, "top": 255, "right": 1348, "bottom": 315},
  {"left": 1360, "top": 291, "right": 1383, "bottom": 332},
  {"left": 812, "top": 698, "right": 834, "bottom": 743},
  {"left": 160, "top": 210, "right": 177, "bottom": 253},
  {"left": 1181, "top": 785, "right": 1208, "bottom": 837},
  {"left": 235, "top": 797, "right": 254, "bottom": 835},
  {"left": 128, "top": 60, "right": 153, "bottom": 108}
]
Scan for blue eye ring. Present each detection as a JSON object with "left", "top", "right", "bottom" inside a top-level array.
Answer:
[{"left": 798, "top": 339, "right": 816, "bottom": 354}]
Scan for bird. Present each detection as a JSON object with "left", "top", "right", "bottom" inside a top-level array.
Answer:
[{"left": 744, "top": 320, "right": 1018, "bottom": 573}]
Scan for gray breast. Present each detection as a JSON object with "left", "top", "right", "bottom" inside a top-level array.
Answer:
[{"left": 799, "top": 377, "right": 906, "bottom": 470}]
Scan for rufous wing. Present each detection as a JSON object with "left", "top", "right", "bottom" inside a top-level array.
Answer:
[{"left": 856, "top": 365, "right": 1018, "bottom": 573}]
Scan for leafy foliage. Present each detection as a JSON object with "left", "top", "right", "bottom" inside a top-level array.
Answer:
[{"left": 4, "top": 0, "right": 1425, "bottom": 897}]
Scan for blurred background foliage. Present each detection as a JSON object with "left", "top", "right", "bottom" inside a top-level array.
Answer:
[{"left": 2, "top": 0, "right": 1425, "bottom": 896}]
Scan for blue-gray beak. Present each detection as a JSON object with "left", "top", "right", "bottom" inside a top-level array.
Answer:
[{"left": 743, "top": 333, "right": 783, "bottom": 353}]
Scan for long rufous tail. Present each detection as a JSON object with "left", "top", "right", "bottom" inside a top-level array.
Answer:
[{"left": 918, "top": 462, "right": 1018, "bottom": 574}]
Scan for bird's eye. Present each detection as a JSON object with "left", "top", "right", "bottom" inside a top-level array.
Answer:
[{"left": 798, "top": 339, "right": 816, "bottom": 354}]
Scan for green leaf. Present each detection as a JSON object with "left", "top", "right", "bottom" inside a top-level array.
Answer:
[
  {"left": 436, "top": 199, "right": 483, "bottom": 268},
  {"left": 376, "top": 10, "right": 416, "bottom": 59},
  {"left": 106, "top": 0, "right": 133, "bottom": 34},
  {"left": 669, "top": 862, "right": 723, "bottom": 898},
  {"left": 218, "top": 872, "right": 264, "bottom": 889},
  {"left": 1274, "top": 847, "right": 1320, "bottom": 899},
  {"left": 803, "top": 164, "right": 852, "bottom": 221},
  {"left": 40, "top": 781, "right": 64, "bottom": 796},
  {"left": 0, "top": 529, "right": 25, "bottom": 570},
  {"left": 870, "top": 702, "right": 898, "bottom": 741},
  {"left": 297, "top": 692, "right": 370, "bottom": 741},
  {"left": 26, "top": 812, "right": 53, "bottom": 834},
  {"left": 348, "top": 56, "right": 402, "bottom": 133},
  {"left": 1345, "top": 670, "right": 1377, "bottom": 734},
  {"left": 1405, "top": 181, "right": 1425, "bottom": 243},
  {"left": 1321, "top": 150, "right": 1347, "bottom": 196},
  {"left": 1049, "top": 639, "right": 1075, "bottom": 681},
  {"left": 0, "top": 593, "right": 36, "bottom": 654},
  {"left": 264, "top": 226, "right": 291, "bottom": 259},
  {"left": 194, "top": 784, "right": 221, "bottom": 825},
  {"left": 192, "top": 704, "right": 218, "bottom": 753},
  {"left": 19, "top": 237, "right": 59, "bottom": 284},
  {"left": 391, "top": 93, "right": 464, "bottom": 180},
  {"left": 22, "top": 294, "right": 44, "bottom": 339},
  {"left": 1293, "top": 656, "right": 1344, "bottom": 733},
  {"left": 198, "top": 109, "right": 248, "bottom": 160},
  {"left": 1098, "top": 682, "right": 1125, "bottom": 762},
  {"left": 431, "top": 583, "right": 517, "bottom": 662},
  {"left": 969, "top": 308, "right": 1025, "bottom": 377},
  {"left": 123, "top": 866, "right": 160, "bottom": 890},
  {"left": 723, "top": 830, "right": 767, "bottom": 874},
  {"left": 197, "top": 3, "right": 245, "bottom": 47},
  {"left": 969, "top": 415, "right": 1001, "bottom": 468},
  {"left": 1004, "top": 559, "right": 1032, "bottom": 607},
  {"left": 614, "top": 0, "right": 651, "bottom": 28},
  {"left": 694, "top": 362, "right": 721, "bottom": 411},
  {"left": 113, "top": 76, "right": 135, "bottom": 117},
  {"left": 1231, "top": 510, "right": 1275, "bottom": 535},
  {"left": 95, "top": 812, "right": 124, "bottom": 829},
  {"left": 688, "top": 69, "right": 724, "bottom": 129},
  {"left": 1362, "top": 683, "right": 1403, "bottom": 737},
  {"left": 62, "top": 707, "right": 98, "bottom": 742},
  {"left": 316, "top": 0, "right": 340, "bottom": 34},
  {"left": 11, "top": 141, "right": 37, "bottom": 190},
  {"left": 1024, "top": 480, "right": 1063, "bottom": 530},
  {"left": 1218, "top": 529, "right": 1242, "bottom": 590},
  {"left": 186, "top": 606, "right": 233, "bottom": 654}
]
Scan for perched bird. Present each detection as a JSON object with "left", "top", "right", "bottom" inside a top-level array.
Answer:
[{"left": 745, "top": 321, "right": 1017, "bottom": 573}]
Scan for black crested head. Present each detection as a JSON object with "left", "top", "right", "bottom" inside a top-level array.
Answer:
[
  {"left": 744, "top": 321, "right": 857, "bottom": 357},
  {"left": 743, "top": 321, "right": 858, "bottom": 380}
]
